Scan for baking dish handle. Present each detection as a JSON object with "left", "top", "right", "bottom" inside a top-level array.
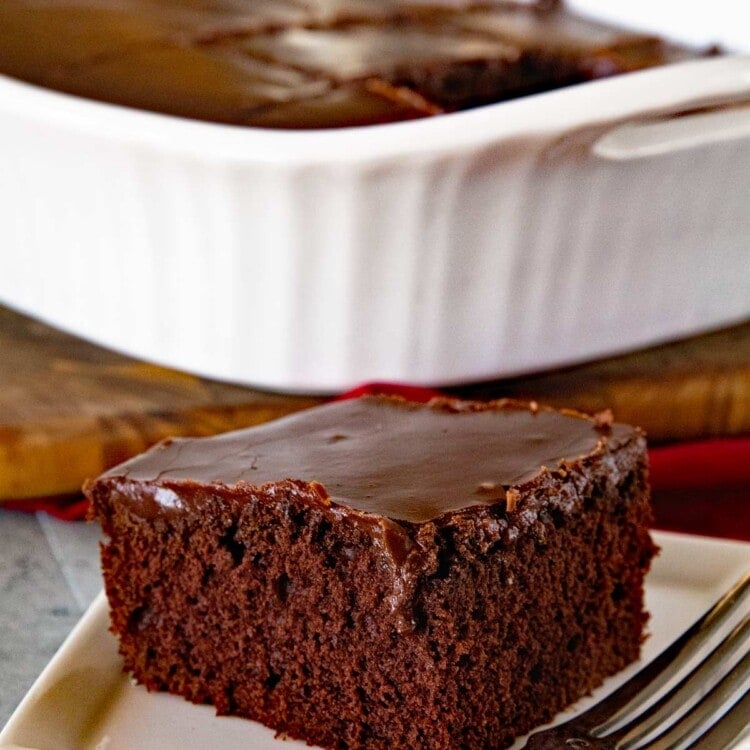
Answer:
[{"left": 593, "top": 56, "right": 750, "bottom": 161}]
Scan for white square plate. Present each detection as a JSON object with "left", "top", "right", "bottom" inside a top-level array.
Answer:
[{"left": 1, "top": 531, "right": 748, "bottom": 750}]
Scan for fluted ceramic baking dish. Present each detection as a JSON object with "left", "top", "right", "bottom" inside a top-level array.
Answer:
[{"left": 1, "top": 5, "right": 749, "bottom": 393}]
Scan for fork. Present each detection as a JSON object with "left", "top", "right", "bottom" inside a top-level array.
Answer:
[{"left": 524, "top": 571, "right": 750, "bottom": 750}]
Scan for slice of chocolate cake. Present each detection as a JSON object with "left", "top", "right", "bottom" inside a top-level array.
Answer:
[{"left": 86, "top": 396, "right": 656, "bottom": 750}]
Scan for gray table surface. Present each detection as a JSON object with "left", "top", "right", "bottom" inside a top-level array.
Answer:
[{"left": 0, "top": 508, "right": 103, "bottom": 729}]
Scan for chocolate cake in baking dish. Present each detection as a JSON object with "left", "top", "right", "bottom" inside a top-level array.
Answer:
[
  {"left": 0, "top": 0, "right": 706, "bottom": 128},
  {"left": 86, "top": 396, "right": 656, "bottom": 749}
]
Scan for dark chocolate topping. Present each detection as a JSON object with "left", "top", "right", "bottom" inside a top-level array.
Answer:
[
  {"left": 105, "top": 396, "right": 633, "bottom": 523},
  {"left": 0, "top": 0, "right": 700, "bottom": 128}
]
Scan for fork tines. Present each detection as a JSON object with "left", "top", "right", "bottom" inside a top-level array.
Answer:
[{"left": 524, "top": 570, "right": 750, "bottom": 750}]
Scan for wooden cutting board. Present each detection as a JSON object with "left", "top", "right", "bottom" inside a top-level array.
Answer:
[
  {"left": 1, "top": 304, "right": 749, "bottom": 501},
  {"left": 449, "top": 323, "right": 750, "bottom": 442}
]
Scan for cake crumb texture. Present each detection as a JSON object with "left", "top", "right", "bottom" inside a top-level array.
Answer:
[{"left": 88, "top": 397, "right": 656, "bottom": 749}]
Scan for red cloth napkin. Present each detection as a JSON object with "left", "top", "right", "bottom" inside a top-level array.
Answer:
[{"left": 7, "top": 382, "right": 750, "bottom": 541}]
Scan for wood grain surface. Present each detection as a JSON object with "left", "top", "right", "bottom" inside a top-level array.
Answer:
[
  {"left": 451, "top": 322, "right": 750, "bottom": 444},
  {"left": 1, "top": 305, "right": 748, "bottom": 501},
  {"left": 0, "top": 306, "right": 320, "bottom": 500}
]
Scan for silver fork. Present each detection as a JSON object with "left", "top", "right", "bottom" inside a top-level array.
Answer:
[{"left": 524, "top": 571, "right": 750, "bottom": 750}]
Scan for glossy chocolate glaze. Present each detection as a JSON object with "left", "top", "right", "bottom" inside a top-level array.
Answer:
[
  {"left": 0, "top": 0, "right": 702, "bottom": 128},
  {"left": 102, "top": 396, "right": 634, "bottom": 524}
]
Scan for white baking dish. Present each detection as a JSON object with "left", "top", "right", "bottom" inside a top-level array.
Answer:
[{"left": 1, "top": 7, "right": 750, "bottom": 393}]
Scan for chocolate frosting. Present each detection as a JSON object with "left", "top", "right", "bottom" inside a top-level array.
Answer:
[
  {"left": 104, "top": 396, "right": 633, "bottom": 524},
  {"left": 0, "top": 0, "right": 697, "bottom": 128}
]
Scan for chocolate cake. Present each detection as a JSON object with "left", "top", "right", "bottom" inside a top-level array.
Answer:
[
  {"left": 0, "top": 0, "right": 704, "bottom": 128},
  {"left": 86, "top": 396, "right": 656, "bottom": 750}
]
